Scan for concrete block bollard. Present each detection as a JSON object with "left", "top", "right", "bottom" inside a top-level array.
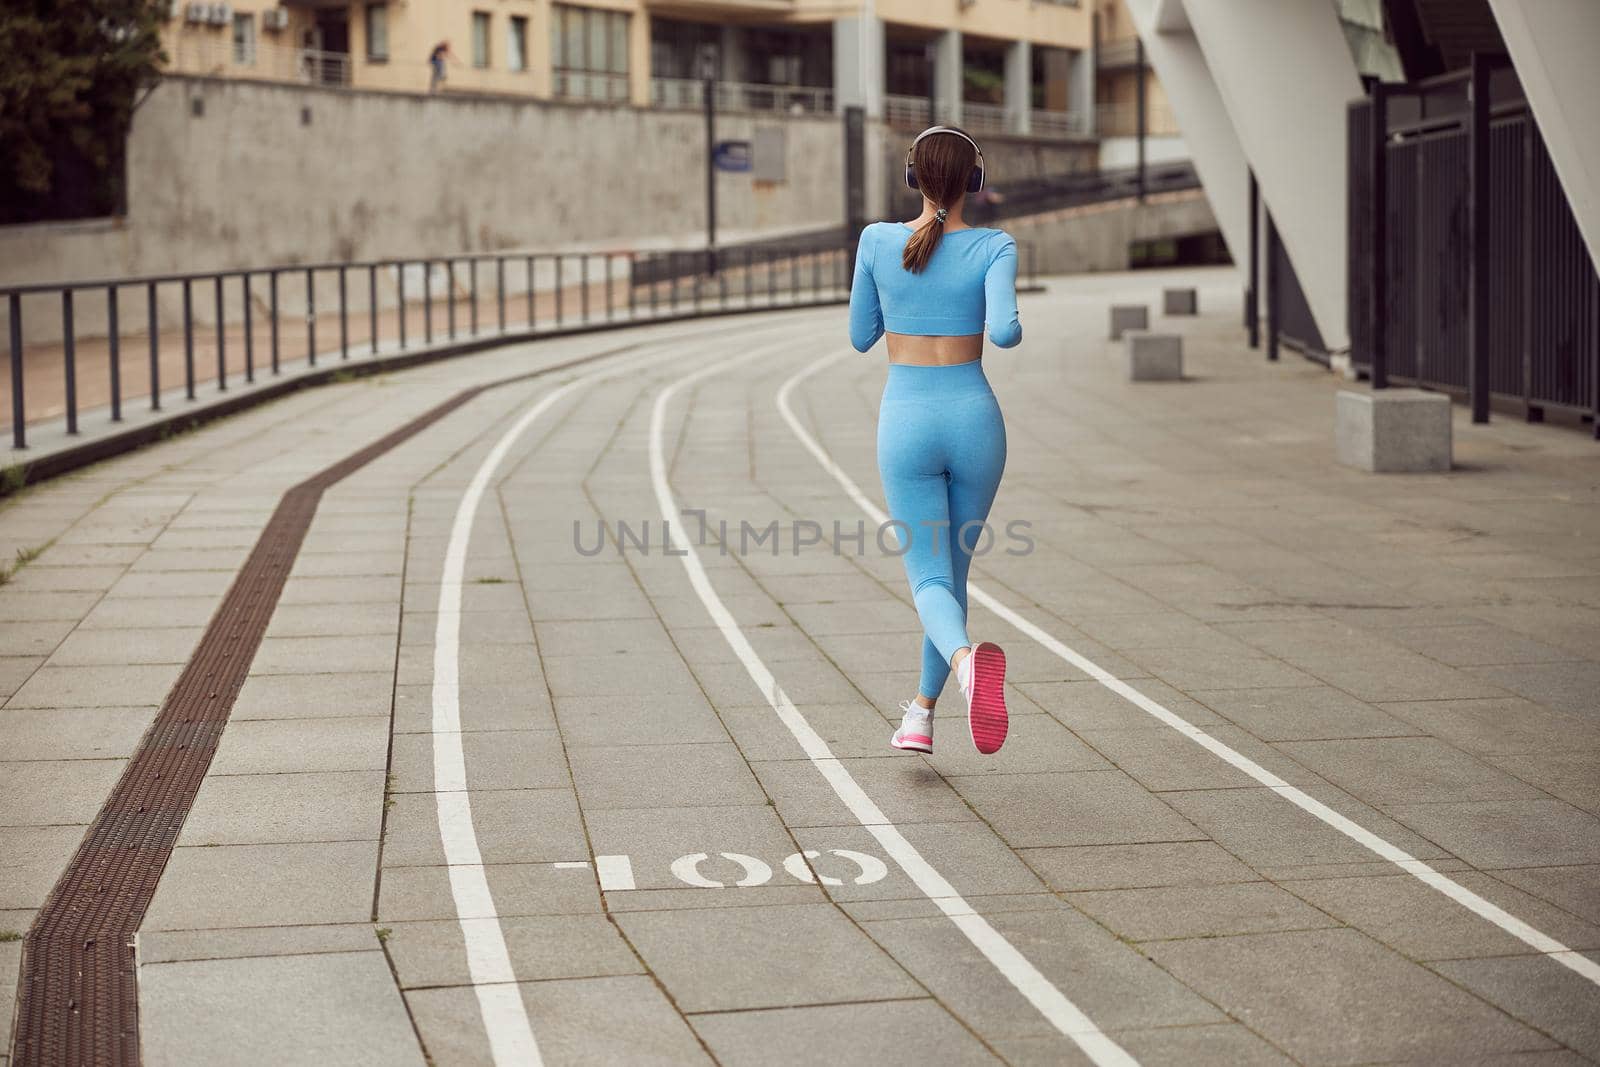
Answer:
[
  {"left": 1109, "top": 305, "right": 1149, "bottom": 340},
  {"left": 1125, "top": 332, "right": 1183, "bottom": 381},
  {"left": 1163, "top": 287, "right": 1198, "bottom": 315},
  {"left": 1335, "top": 389, "right": 1452, "bottom": 472}
]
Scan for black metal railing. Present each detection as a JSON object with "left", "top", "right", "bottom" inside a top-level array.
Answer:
[
  {"left": 1, "top": 240, "right": 872, "bottom": 450},
  {"left": 1347, "top": 61, "right": 1599, "bottom": 434}
]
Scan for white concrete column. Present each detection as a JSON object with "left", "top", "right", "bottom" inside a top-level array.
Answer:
[
  {"left": 1181, "top": 0, "right": 1362, "bottom": 351},
  {"left": 1124, "top": 0, "right": 1249, "bottom": 280},
  {"left": 833, "top": 15, "right": 885, "bottom": 119},
  {"left": 1487, "top": 0, "right": 1600, "bottom": 265},
  {"left": 934, "top": 29, "right": 962, "bottom": 126},
  {"left": 1067, "top": 48, "right": 1093, "bottom": 135},
  {"left": 1004, "top": 39, "right": 1032, "bottom": 135}
]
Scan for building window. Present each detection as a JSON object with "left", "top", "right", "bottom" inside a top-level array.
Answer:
[
  {"left": 232, "top": 12, "right": 256, "bottom": 65},
  {"left": 552, "top": 4, "right": 630, "bottom": 102},
  {"left": 365, "top": 3, "right": 389, "bottom": 60},
  {"left": 472, "top": 11, "right": 491, "bottom": 69},
  {"left": 509, "top": 15, "right": 528, "bottom": 72}
]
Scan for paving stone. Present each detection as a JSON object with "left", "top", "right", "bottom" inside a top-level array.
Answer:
[
  {"left": 392, "top": 682, "right": 555, "bottom": 734},
  {"left": 398, "top": 609, "right": 533, "bottom": 646},
  {"left": 381, "top": 790, "right": 586, "bottom": 867},
  {"left": 7, "top": 663, "right": 180, "bottom": 707},
  {"left": 949, "top": 769, "right": 1202, "bottom": 848},
  {"left": 922, "top": 711, "right": 1112, "bottom": 777},
  {"left": 0, "top": 619, "right": 74, "bottom": 659},
  {"left": 0, "top": 940, "right": 20, "bottom": 1054},
  {"left": 1282, "top": 870, "right": 1600, "bottom": 960},
  {"left": 1163, "top": 785, "right": 1453, "bottom": 872},
  {"left": 390, "top": 729, "right": 570, "bottom": 794},
  {"left": 1428, "top": 954, "right": 1600, "bottom": 1061},
  {"left": 568, "top": 741, "right": 765, "bottom": 809},
  {"left": 0, "top": 703, "right": 154, "bottom": 764},
  {"left": 179, "top": 770, "right": 383, "bottom": 846},
  {"left": 1389, "top": 623, "right": 1580, "bottom": 666},
  {"left": 691, "top": 1000, "right": 997, "bottom": 1066},
  {"left": 1488, "top": 864, "right": 1600, "bottom": 926},
  {"left": 105, "top": 570, "right": 234, "bottom": 599},
  {"left": 1274, "top": 736, "right": 1547, "bottom": 807},
  {"left": 1464, "top": 662, "right": 1600, "bottom": 722},
  {"left": 232, "top": 671, "right": 395, "bottom": 719},
  {"left": 140, "top": 950, "right": 424, "bottom": 1066},
  {"left": 616, "top": 903, "right": 922, "bottom": 1012},
  {"left": 0, "top": 760, "right": 125, "bottom": 828},
  {"left": 1065, "top": 881, "right": 1336, "bottom": 942},
  {"left": 1019, "top": 677, "right": 1225, "bottom": 730},
  {"left": 754, "top": 756, "right": 979, "bottom": 828},
  {"left": 994, "top": 1022, "right": 1293, "bottom": 1067},
  {"left": 138, "top": 923, "right": 379, "bottom": 964},
  {"left": 47, "top": 626, "right": 205, "bottom": 667},
  {"left": 0, "top": 657, "right": 42, "bottom": 700},
  {"left": 0, "top": 825, "right": 86, "bottom": 908},
  {"left": 862, "top": 906, "right": 1225, "bottom": 1038},
  {"left": 405, "top": 975, "right": 710, "bottom": 1066},
  {"left": 384, "top": 914, "right": 641, "bottom": 989},
  {"left": 377, "top": 862, "right": 601, "bottom": 921},
  {"left": 1075, "top": 724, "right": 1320, "bottom": 792},
  {"left": 250, "top": 634, "right": 399, "bottom": 675},
  {"left": 1193, "top": 685, "right": 1417, "bottom": 741},
  {"left": 3, "top": 565, "right": 126, "bottom": 592},
  {"left": 1383, "top": 798, "right": 1600, "bottom": 868},
  {"left": 78, "top": 594, "right": 218, "bottom": 629},
  {"left": 796, "top": 821, "right": 1049, "bottom": 903},
  {"left": 280, "top": 576, "right": 403, "bottom": 605},
  {"left": 1021, "top": 841, "right": 1261, "bottom": 892},
  {"left": 142, "top": 841, "right": 378, "bottom": 931},
  {"left": 209, "top": 717, "right": 390, "bottom": 775},
  {"left": 553, "top": 693, "right": 734, "bottom": 750},
  {"left": 1377, "top": 697, "right": 1600, "bottom": 757},
  {"left": 396, "top": 640, "right": 543, "bottom": 687},
  {"left": 582, "top": 804, "right": 805, "bottom": 894},
  {"left": 1143, "top": 927, "right": 1556, "bottom": 1064}
]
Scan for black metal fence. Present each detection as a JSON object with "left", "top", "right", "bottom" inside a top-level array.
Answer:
[
  {"left": 2, "top": 241, "right": 862, "bottom": 451},
  {"left": 1348, "top": 61, "right": 1600, "bottom": 434}
]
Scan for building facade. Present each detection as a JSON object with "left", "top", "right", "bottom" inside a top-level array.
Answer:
[{"left": 161, "top": 0, "right": 1096, "bottom": 139}]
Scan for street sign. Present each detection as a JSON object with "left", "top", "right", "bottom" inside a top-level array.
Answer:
[{"left": 713, "top": 140, "right": 752, "bottom": 172}]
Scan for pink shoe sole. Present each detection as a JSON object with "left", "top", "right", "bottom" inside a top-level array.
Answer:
[
  {"left": 890, "top": 731, "right": 933, "bottom": 754},
  {"left": 966, "top": 642, "right": 1008, "bottom": 754}
]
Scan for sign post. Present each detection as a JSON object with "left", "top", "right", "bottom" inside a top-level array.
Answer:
[{"left": 699, "top": 45, "right": 719, "bottom": 276}]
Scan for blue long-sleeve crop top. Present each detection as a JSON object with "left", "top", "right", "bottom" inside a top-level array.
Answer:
[{"left": 848, "top": 221, "right": 1022, "bottom": 353}]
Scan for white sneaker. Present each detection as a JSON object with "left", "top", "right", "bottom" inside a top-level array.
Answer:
[{"left": 889, "top": 700, "right": 934, "bottom": 754}]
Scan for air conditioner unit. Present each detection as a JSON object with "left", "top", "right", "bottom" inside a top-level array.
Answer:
[
  {"left": 208, "top": 3, "right": 232, "bottom": 25},
  {"left": 185, "top": 2, "right": 208, "bottom": 23},
  {"left": 261, "top": 7, "right": 288, "bottom": 31}
]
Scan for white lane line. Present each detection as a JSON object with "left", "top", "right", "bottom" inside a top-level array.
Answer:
[
  {"left": 432, "top": 341, "right": 711, "bottom": 1067},
  {"left": 595, "top": 854, "right": 637, "bottom": 891},
  {"left": 777, "top": 347, "right": 1600, "bottom": 990},
  {"left": 650, "top": 347, "right": 1139, "bottom": 1067}
]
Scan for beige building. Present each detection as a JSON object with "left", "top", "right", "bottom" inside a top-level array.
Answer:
[{"left": 162, "top": 0, "right": 1096, "bottom": 138}]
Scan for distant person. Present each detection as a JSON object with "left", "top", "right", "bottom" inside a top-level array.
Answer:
[
  {"left": 428, "top": 41, "right": 456, "bottom": 93},
  {"left": 848, "top": 126, "right": 1021, "bottom": 757}
]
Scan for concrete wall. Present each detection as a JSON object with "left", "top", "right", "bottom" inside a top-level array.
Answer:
[
  {"left": 1005, "top": 188, "right": 1219, "bottom": 275},
  {"left": 2, "top": 75, "right": 850, "bottom": 290}
]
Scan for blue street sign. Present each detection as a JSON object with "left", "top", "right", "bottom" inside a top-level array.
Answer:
[{"left": 713, "top": 141, "right": 753, "bottom": 172}]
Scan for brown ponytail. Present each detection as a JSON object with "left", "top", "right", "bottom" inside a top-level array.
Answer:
[{"left": 902, "top": 128, "right": 979, "bottom": 274}]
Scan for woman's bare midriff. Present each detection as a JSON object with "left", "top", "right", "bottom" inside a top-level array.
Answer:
[{"left": 885, "top": 331, "right": 984, "bottom": 366}]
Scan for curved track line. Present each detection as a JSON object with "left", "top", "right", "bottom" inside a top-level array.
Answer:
[
  {"left": 649, "top": 346, "right": 1140, "bottom": 1067},
  {"left": 431, "top": 339, "right": 716, "bottom": 1066},
  {"left": 777, "top": 347, "right": 1600, "bottom": 991}
]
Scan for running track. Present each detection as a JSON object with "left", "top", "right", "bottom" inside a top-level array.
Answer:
[{"left": 3, "top": 269, "right": 1599, "bottom": 1066}]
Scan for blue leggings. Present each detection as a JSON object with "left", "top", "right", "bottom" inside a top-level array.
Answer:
[{"left": 877, "top": 361, "right": 1007, "bottom": 701}]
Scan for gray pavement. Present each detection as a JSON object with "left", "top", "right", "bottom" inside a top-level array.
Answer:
[{"left": 2, "top": 267, "right": 1599, "bottom": 1065}]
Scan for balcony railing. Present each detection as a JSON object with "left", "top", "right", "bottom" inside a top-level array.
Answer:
[
  {"left": 651, "top": 77, "right": 834, "bottom": 115},
  {"left": 553, "top": 70, "right": 630, "bottom": 103},
  {"left": 172, "top": 35, "right": 351, "bottom": 87},
  {"left": 886, "top": 96, "right": 1089, "bottom": 139}
]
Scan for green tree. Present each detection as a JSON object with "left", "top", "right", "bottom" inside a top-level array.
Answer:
[{"left": 0, "top": 0, "right": 165, "bottom": 222}]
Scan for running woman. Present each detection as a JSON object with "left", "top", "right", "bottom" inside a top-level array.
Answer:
[{"left": 847, "top": 126, "right": 1021, "bottom": 756}]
